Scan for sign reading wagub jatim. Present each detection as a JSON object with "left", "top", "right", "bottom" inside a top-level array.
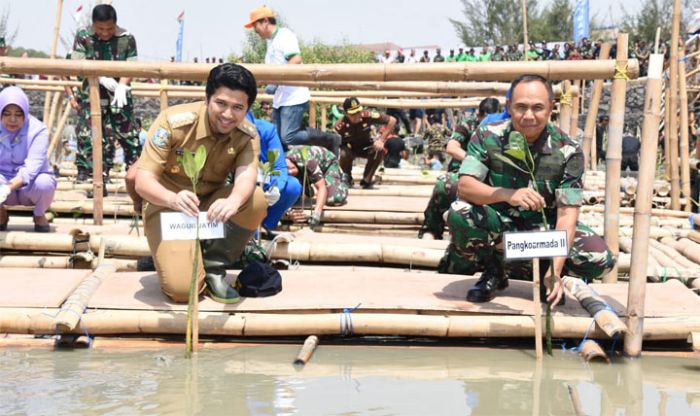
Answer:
[
  {"left": 503, "top": 230, "right": 569, "bottom": 260},
  {"left": 160, "top": 212, "right": 224, "bottom": 241}
]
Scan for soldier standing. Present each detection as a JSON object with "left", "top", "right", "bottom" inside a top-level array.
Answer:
[
  {"left": 438, "top": 75, "right": 614, "bottom": 305},
  {"left": 68, "top": 4, "right": 140, "bottom": 183},
  {"left": 334, "top": 97, "right": 396, "bottom": 189}
]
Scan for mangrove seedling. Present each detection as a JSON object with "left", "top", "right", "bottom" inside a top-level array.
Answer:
[
  {"left": 493, "top": 131, "right": 557, "bottom": 355},
  {"left": 178, "top": 144, "right": 207, "bottom": 358}
]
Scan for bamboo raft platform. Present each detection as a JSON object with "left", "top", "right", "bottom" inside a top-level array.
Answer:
[{"left": 1, "top": 266, "right": 699, "bottom": 343}]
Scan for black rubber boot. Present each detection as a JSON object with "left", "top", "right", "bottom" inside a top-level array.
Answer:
[
  {"left": 466, "top": 261, "right": 508, "bottom": 303},
  {"left": 201, "top": 222, "right": 255, "bottom": 303}
]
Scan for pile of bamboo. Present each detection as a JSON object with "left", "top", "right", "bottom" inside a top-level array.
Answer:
[{"left": 583, "top": 172, "right": 680, "bottom": 209}]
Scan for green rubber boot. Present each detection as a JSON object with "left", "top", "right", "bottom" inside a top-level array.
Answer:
[{"left": 201, "top": 222, "right": 255, "bottom": 304}]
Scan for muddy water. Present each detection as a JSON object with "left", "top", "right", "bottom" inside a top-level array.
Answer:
[{"left": 0, "top": 344, "right": 698, "bottom": 415}]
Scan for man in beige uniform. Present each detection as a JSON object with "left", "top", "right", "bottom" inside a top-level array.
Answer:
[{"left": 135, "top": 63, "right": 266, "bottom": 303}]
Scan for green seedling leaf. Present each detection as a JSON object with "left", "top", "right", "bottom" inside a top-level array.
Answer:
[
  {"left": 504, "top": 148, "right": 526, "bottom": 162},
  {"left": 267, "top": 149, "right": 279, "bottom": 166},
  {"left": 493, "top": 153, "right": 529, "bottom": 174},
  {"left": 300, "top": 146, "right": 309, "bottom": 161},
  {"left": 182, "top": 150, "right": 197, "bottom": 180},
  {"left": 270, "top": 170, "right": 280, "bottom": 176},
  {"left": 194, "top": 145, "right": 207, "bottom": 172}
]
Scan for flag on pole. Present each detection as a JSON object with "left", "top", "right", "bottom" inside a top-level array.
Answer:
[
  {"left": 176, "top": 11, "right": 185, "bottom": 62},
  {"left": 573, "top": 0, "right": 590, "bottom": 43},
  {"left": 72, "top": 4, "right": 84, "bottom": 23}
]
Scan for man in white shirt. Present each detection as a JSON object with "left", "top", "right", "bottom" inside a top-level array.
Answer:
[
  {"left": 245, "top": 6, "right": 339, "bottom": 155},
  {"left": 405, "top": 49, "right": 418, "bottom": 64}
]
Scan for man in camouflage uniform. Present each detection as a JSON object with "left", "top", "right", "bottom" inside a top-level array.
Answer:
[
  {"left": 69, "top": 4, "right": 140, "bottom": 183},
  {"left": 419, "top": 98, "right": 501, "bottom": 239},
  {"left": 335, "top": 97, "right": 397, "bottom": 189},
  {"left": 286, "top": 145, "right": 348, "bottom": 226},
  {"left": 438, "top": 75, "right": 614, "bottom": 305}
]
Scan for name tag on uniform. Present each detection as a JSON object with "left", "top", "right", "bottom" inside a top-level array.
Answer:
[{"left": 160, "top": 212, "right": 224, "bottom": 241}]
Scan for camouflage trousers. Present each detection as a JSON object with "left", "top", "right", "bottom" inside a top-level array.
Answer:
[
  {"left": 75, "top": 88, "right": 141, "bottom": 176},
  {"left": 303, "top": 163, "right": 349, "bottom": 206},
  {"left": 324, "top": 163, "right": 349, "bottom": 206},
  {"left": 419, "top": 172, "right": 458, "bottom": 239},
  {"left": 437, "top": 200, "right": 616, "bottom": 281}
]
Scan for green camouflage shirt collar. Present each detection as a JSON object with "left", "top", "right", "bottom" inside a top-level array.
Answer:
[{"left": 524, "top": 122, "right": 555, "bottom": 155}]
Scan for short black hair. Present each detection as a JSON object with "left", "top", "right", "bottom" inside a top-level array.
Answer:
[
  {"left": 509, "top": 74, "right": 554, "bottom": 102},
  {"left": 92, "top": 4, "right": 117, "bottom": 23},
  {"left": 205, "top": 63, "right": 257, "bottom": 108},
  {"left": 478, "top": 97, "right": 501, "bottom": 116}
]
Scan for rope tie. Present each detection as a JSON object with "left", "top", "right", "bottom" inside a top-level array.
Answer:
[
  {"left": 559, "top": 91, "right": 572, "bottom": 107},
  {"left": 614, "top": 64, "right": 630, "bottom": 81},
  {"left": 339, "top": 303, "right": 361, "bottom": 336}
]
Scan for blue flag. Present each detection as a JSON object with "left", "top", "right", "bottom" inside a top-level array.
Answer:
[
  {"left": 573, "top": 0, "right": 589, "bottom": 43},
  {"left": 175, "top": 11, "right": 185, "bottom": 62}
]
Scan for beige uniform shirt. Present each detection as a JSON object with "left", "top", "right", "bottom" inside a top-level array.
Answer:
[{"left": 139, "top": 101, "right": 260, "bottom": 196}]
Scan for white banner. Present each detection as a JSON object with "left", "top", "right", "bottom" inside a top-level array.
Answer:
[
  {"left": 160, "top": 212, "right": 224, "bottom": 241},
  {"left": 504, "top": 230, "right": 568, "bottom": 260}
]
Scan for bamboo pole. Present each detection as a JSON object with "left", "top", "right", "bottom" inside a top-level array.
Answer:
[
  {"left": 569, "top": 80, "right": 581, "bottom": 137},
  {"left": 669, "top": 0, "right": 683, "bottom": 209},
  {"left": 159, "top": 79, "right": 168, "bottom": 110},
  {"left": 45, "top": 92, "right": 62, "bottom": 136},
  {"left": 521, "top": 0, "right": 529, "bottom": 61},
  {"left": 55, "top": 260, "right": 116, "bottom": 332},
  {"left": 293, "top": 335, "right": 320, "bottom": 365},
  {"left": 603, "top": 33, "right": 629, "bottom": 283},
  {"left": 43, "top": 0, "right": 63, "bottom": 123},
  {"left": 0, "top": 254, "right": 136, "bottom": 271},
  {"left": 87, "top": 77, "right": 104, "bottom": 225},
  {"left": 624, "top": 54, "right": 663, "bottom": 357},
  {"left": 0, "top": 57, "right": 640, "bottom": 82},
  {"left": 46, "top": 101, "right": 71, "bottom": 160},
  {"left": 320, "top": 105, "right": 327, "bottom": 132},
  {"left": 532, "top": 258, "right": 543, "bottom": 359},
  {"left": 579, "top": 340, "right": 610, "bottom": 363},
  {"left": 679, "top": 57, "right": 692, "bottom": 211},
  {"left": 308, "top": 101, "right": 316, "bottom": 129},
  {"left": 664, "top": 84, "right": 672, "bottom": 177},
  {"left": 561, "top": 276, "right": 628, "bottom": 337},
  {"left": 559, "top": 80, "right": 572, "bottom": 134},
  {"left": 1, "top": 308, "right": 698, "bottom": 340}
]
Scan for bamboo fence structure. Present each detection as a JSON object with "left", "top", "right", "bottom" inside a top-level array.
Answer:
[
  {"left": 603, "top": 33, "right": 630, "bottom": 283},
  {"left": 54, "top": 260, "right": 116, "bottom": 332}
]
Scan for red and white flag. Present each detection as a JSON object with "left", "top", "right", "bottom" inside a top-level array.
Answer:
[{"left": 176, "top": 10, "right": 185, "bottom": 22}]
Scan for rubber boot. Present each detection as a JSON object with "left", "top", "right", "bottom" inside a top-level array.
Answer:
[
  {"left": 306, "top": 128, "right": 341, "bottom": 158},
  {"left": 201, "top": 221, "right": 255, "bottom": 303},
  {"left": 466, "top": 260, "right": 509, "bottom": 303}
]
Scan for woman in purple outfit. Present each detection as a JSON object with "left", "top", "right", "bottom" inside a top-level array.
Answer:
[{"left": 0, "top": 86, "right": 56, "bottom": 232}]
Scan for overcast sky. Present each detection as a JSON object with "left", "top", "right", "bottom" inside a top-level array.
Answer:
[{"left": 1, "top": 0, "right": 642, "bottom": 61}]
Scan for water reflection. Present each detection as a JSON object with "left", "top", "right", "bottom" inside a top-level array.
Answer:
[{"left": 0, "top": 345, "right": 698, "bottom": 415}]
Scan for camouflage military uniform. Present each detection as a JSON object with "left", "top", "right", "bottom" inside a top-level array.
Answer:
[
  {"left": 437, "top": 120, "right": 615, "bottom": 281},
  {"left": 423, "top": 124, "right": 451, "bottom": 154},
  {"left": 287, "top": 145, "right": 348, "bottom": 206},
  {"left": 419, "top": 123, "right": 474, "bottom": 239},
  {"left": 71, "top": 27, "right": 140, "bottom": 178}
]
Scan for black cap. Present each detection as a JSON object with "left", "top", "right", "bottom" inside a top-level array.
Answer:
[{"left": 343, "top": 97, "right": 362, "bottom": 114}]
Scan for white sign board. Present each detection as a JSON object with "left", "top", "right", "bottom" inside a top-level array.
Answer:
[
  {"left": 503, "top": 230, "right": 568, "bottom": 260},
  {"left": 160, "top": 212, "right": 224, "bottom": 241}
]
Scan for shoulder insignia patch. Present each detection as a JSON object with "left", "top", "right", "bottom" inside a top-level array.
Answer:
[
  {"left": 167, "top": 112, "right": 197, "bottom": 129},
  {"left": 151, "top": 128, "right": 170, "bottom": 148}
]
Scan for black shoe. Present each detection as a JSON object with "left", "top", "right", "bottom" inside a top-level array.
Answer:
[
  {"left": 76, "top": 172, "right": 89, "bottom": 184},
  {"left": 360, "top": 180, "right": 374, "bottom": 189},
  {"left": 466, "top": 264, "right": 508, "bottom": 303}
]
